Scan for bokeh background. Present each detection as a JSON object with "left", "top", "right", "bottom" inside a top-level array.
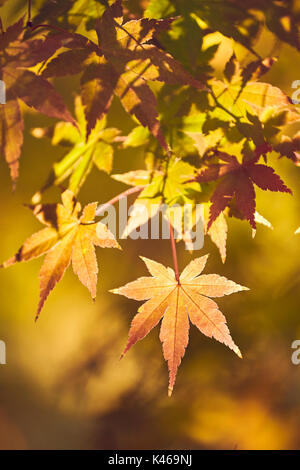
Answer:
[{"left": 1, "top": 0, "right": 300, "bottom": 450}]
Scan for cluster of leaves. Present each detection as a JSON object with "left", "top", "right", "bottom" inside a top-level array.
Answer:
[
  {"left": 1, "top": 0, "right": 300, "bottom": 393},
  {"left": 31, "top": 96, "right": 121, "bottom": 199}
]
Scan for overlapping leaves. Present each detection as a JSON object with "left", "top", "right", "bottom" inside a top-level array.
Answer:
[
  {"left": 145, "top": 0, "right": 300, "bottom": 55},
  {"left": 1, "top": 0, "right": 300, "bottom": 396},
  {"left": 31, "top": 96, "right": 120, "bottom": 200},
  {"left": 43, "top": 0, "right": 204, "bottom": 150},
  {"left": 112, "top": 157, "right": 201, "bottom": 243},
  {"left": 0, "top": 18, "right": 76, "bottom": 184}
]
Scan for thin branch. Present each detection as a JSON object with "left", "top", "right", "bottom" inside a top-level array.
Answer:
[
  {"left": 29, "top": 23, "right": 72, "bottom": 34},
  {"left": 210, "top": 88, "right": 242, "bottom": 123},
  {"left": 0, "top": 16, "right": 4, "bottom": 34},
  {"left": 95, "top": 186, "right": 144, "bottom": 216},
  {"left": 169, "top": 222, "right": 180, "bottom": 284},
  {"left": 27, "top": 0, "right": 32, "bottom": 27}
]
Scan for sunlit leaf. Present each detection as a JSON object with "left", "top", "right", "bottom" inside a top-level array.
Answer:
[
  {"left": 1, "top": 190, "right": 120, "bottom": 319},
  {"left": 111, "top": 255, "right": 248, "bottom": 395}
]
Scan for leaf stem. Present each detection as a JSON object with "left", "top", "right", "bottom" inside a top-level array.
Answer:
[
  {"left": 95, "top": 186, "right": 144, "bottom": 216},
  {"left": 169, "top": 222, "right": 180, "bottom": 284}
]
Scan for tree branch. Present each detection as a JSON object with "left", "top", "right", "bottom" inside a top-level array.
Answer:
[
  {"left": 27, "top": 0, "right": 32, "bottom": 27},
  {"left": 29, "top": 23, "right": 72, "bottom": 34},
  {"left": 95, "top": 186, "right": 144, "bottom": 216}
]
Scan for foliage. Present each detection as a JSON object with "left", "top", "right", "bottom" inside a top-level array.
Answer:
[{"left": 1, "top": 0, "right": 300, "bottom": 394}]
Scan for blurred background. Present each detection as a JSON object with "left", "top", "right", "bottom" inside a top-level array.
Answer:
[{"left": 1, "top": 0, "right": 300, "bottom": 450}]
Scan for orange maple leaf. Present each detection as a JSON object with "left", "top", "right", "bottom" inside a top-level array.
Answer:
[
  {"left": 1, "top": 190, "right": 120, "bottom": 319},
  {"left": 111, "top": 255, "right": 248, "bottom": 396}
]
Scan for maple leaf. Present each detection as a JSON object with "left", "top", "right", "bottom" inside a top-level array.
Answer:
[
  {"left": 111, "top": 255, "right": 248, "bottom": 395},
  {"left": 251, "top": 211, "right": 273, "bottom": 238},
  {"left": 274, "top": 133, "right": 300, "bottom": 166},
  {"left": 43, "top": 0, "right": 204, "bottom": 149},
  {"left": 145, "top": 0, "right": 300, "bottom": 55},
  {"left": 196, "top": 152, "right": 292, "bottom": 230},
  {"left": 204, "top": 204, "right": 273, "bottom": 262},
  {"left": 1, "top": 190, "right": 120, "bottom": 319},
  {"left": 31, "top": 0, "right": 110, "bottom": 31},
  {"left": 145, "top": 0, "right": 261, "bottom": 56},
  {"left": 0, "top": 18, "right": 78, "bottom": 185},
  {"left": 205, "top": 209, "right": 228, "bottom": 264},
  {"left": 31, "top": 96, "right": 120, "bottom": 200},
  {"left": 210, "top": 78, "right": 299, "bottom": 124}
]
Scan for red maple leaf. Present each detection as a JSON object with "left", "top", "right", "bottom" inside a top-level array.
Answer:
[
  {"left": 195, "top": 151, "right": 292, "bottom": 229},
  {"left": 0, "top": 18, "right": 77, "bottom": 184},
  {"left": 0, "top": 17, "right": 96, "bottom": 185},
  {"left": 42, "top": 0, "right": 205, "bottom": 148}
]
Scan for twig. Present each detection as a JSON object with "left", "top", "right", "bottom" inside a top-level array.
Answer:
[
  {"left": 27, "top": 0, "right": 32, "bottom": 27},
  {"left": 29, "top": 23, "right": 72, "bottom": 34},
  {"left": 169, "top": 222, "right": 180, "bottom": 284},
  {"left": 95, "top": 186, "right": 144, "bottom": 216},
  {"left": 0, "top": 16, "right": 4, "bottom": 34},
  {"left": 210, "top": 88, "right": 242, "bottom": 123}
]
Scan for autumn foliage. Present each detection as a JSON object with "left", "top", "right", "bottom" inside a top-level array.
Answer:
[{"left": 1, "top": 0, "right": 300, "bottom": 395}]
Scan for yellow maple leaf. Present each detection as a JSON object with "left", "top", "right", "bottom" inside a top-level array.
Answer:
[{"left": 2, "top": 190, "right": 120, "bottom": 319}]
